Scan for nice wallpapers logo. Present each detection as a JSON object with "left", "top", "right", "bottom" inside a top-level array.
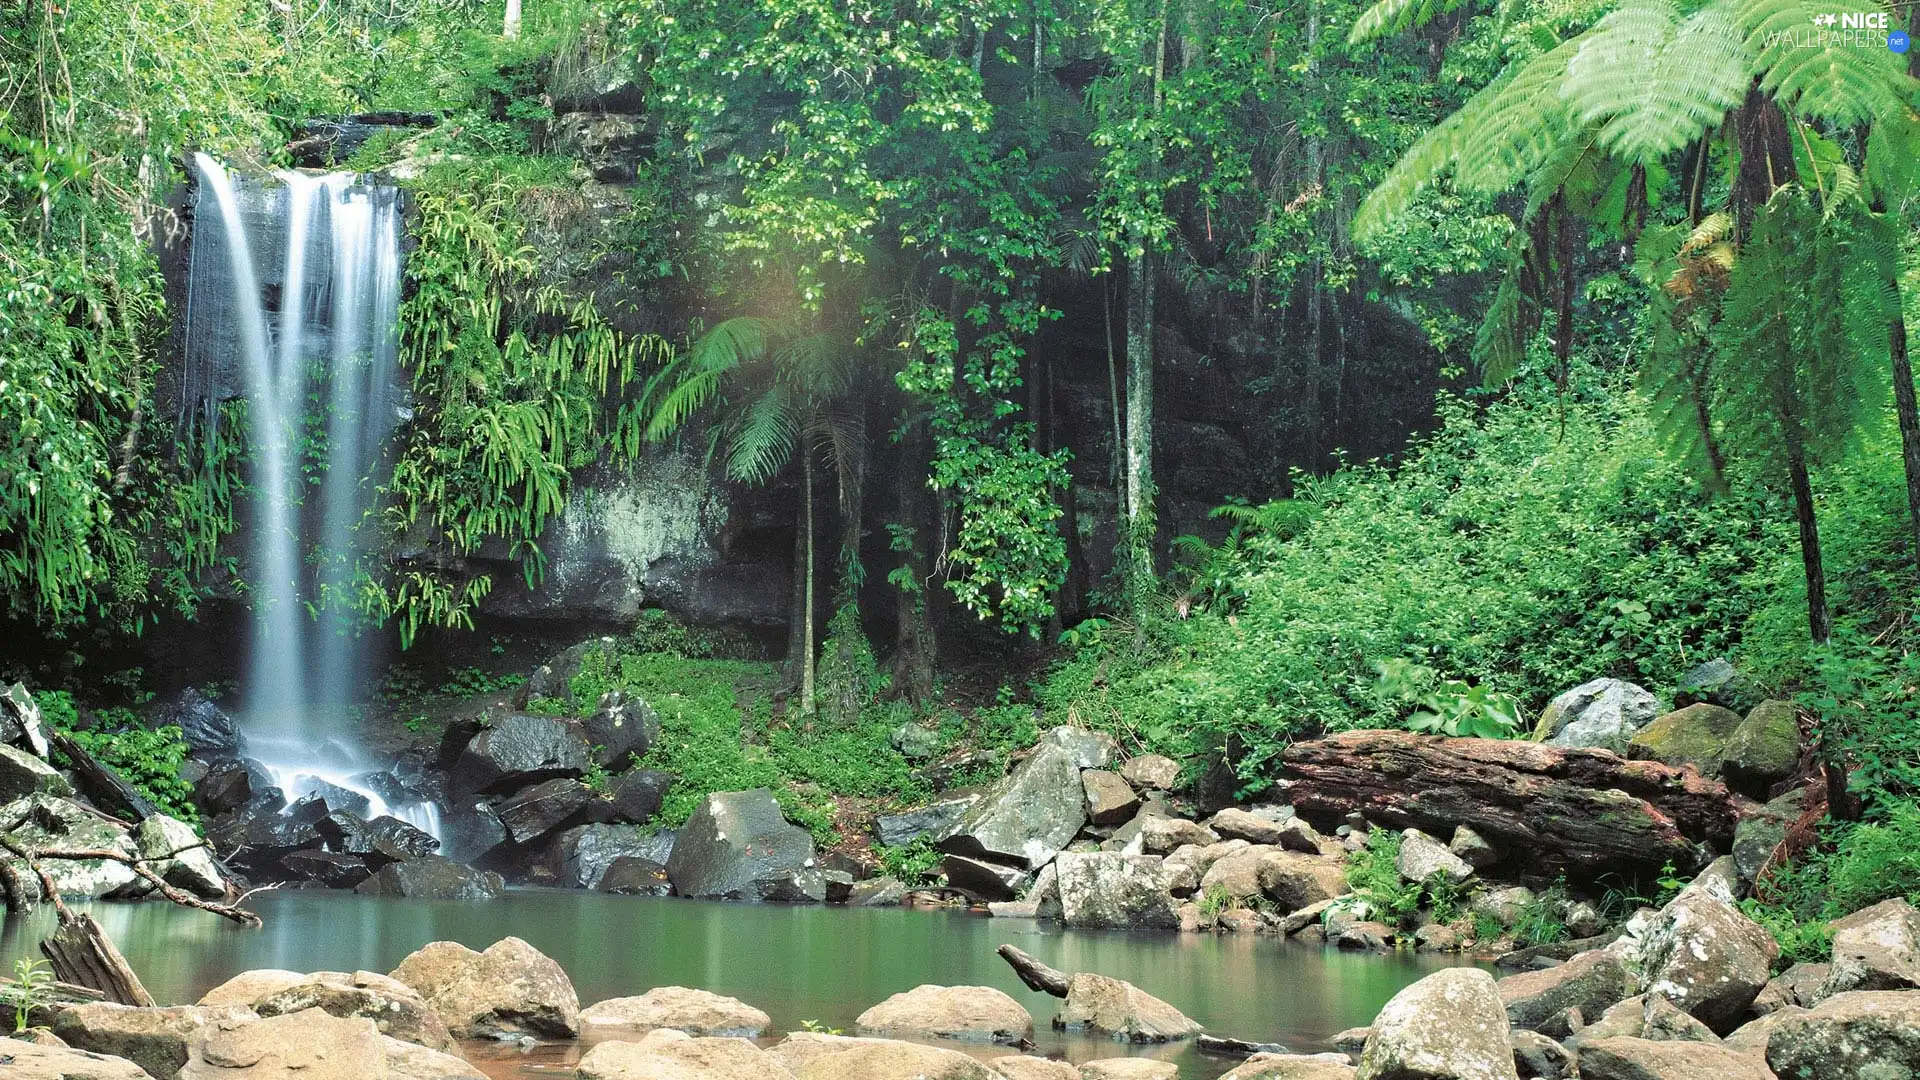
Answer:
[{"left": 1766, "top": 8, "right": 1909, "bottom": 50}]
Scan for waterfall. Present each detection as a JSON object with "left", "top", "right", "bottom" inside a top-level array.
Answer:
[{"left": 188, "top": 155, "right": 439, "bottom": 839}]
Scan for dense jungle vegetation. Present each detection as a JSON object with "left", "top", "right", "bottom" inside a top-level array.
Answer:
[{"left": 2, "top": 0, "right": 1918, "bottom": 946}]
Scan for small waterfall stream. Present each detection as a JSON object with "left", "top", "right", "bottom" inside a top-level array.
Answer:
[{"left": 187, "top": 155, "right": 438, "bottom": 838}]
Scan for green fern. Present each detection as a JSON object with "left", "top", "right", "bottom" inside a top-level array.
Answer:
[
  {"left": 1348, "top": 0, "right": 1479, "bottom": 45},
  {"left": 1738, "top": 0, "right": 1913, "bottom": 128}
]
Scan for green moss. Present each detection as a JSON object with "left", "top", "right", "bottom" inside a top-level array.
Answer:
[{"left": 1626, "top": 703, "right": 1743, "bottom": 774}]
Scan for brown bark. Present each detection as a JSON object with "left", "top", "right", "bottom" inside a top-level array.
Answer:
[
  {"left": 997, "top": 944, "right": 1072, "bottom": 998},
  {"left": 1784, "top": 433, "right": 1831, "bottom": 645},
  {"left": 41, "top": 914, "right": 154, "bottom": 1007},
  {"left": 1281, "top": 730, "right": 1747, "bottom": 880}
]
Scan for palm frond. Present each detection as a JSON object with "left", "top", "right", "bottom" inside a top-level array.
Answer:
[
  {"left": 1349, "top": 0, "right": 1478, "bottom": 45},
  {"left": 641, "top": 317, "right": 782, "bottom": 442},
  {"left": 1738, "top": 0, "right": 1913, "bottom": 127},
  {"left": 726, "top": 384, "right": 799, "bottom": 485}
]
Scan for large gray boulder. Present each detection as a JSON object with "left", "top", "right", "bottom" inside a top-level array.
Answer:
[
  {"left": 1535, "top": 679, "right": 1659, "bottom": 753},
  {"left": 131, "top": 814, "right": 225, "bottom": 897},
  {"left": 154, "top": 687, "right": 243, "bottom": 760},
  {"left": 1395, "top": 829, "right": 1473, "bottom": 886},
  {"left": 1764, "top": 990, "right": 1920, "bottom": 1078},
  {"left": 609, "top": 769, "right": 673, "bottom": 826},
  {"left": 581, "top": 690, "right": 660, "bottom": 771},
  {"left": 389, "top": 937, "right": 579, "bottom": 1039},
  {"left": 1675, "top": 658, "right": 1767, "bottom": 715},
  {"left": 1357, "top": 968, "right": 1518, "bottom": 1080},
  {"left": 452, "top": 714, "right": 591, "bottom": 795},
  {"left": 0, "top": 682, "right": 52, "bottom": 758},
  {"left": 550, "top": 823, "right": 668, "bottom": 890},
  {"left": 1054, "top": 852, "right": 1179, "bottom": 929},
  {"left": 176, "top": 1008, "right": 388, "bottom": 1080},
  {"left": 666, "top": 788, "right": 823, "bottom": 901},
  {"left": 1052, "top": 974, "right": 1203, "bottom": 1042},
  {"left": 1620, "top": 890, "right": 1776, "bottom": 1029},
  {"left": 1495, "top": 949, "right": 1636, "bottom": 1033},
  {"left": 354, "top": 857, "right": 504, "bottom": 900},
  {"left": 49, "top": 1003, "right": 257, "bottom": 1079},
  {"left": 1627, "top": 704, "right": 1744, "bottom": 778},
  {"left": 1819, "top": 897, "right": 1920, "bottom": 997},
  {"left": 197, "top": 969, "right": 456, "bottom": 1053},
  {"left": 1720, "top": 700, "right": 1799, "bottom": 799},
  {"left": 1575, "top": 1036, "right": 1775, "bottom": 1080},
  {"left": 0, "top": 793, "right": 140, "bottom": 899},
  {"left": 582, "top": 986, "right": 771, "bottom": 1036},
  {"left": 875, "top": 796, "right": 978, "bottom": 848},
  {"left": 938, "top": 727, "right": 1115, "bottom": 868}
]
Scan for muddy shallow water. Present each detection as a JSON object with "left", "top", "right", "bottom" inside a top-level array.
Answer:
[{"left": 0, "top": 889, "right": 1485, "bottom": 1077}]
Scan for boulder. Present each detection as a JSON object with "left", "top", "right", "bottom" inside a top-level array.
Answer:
[
  {"left": 1626, "top": 704, "right": 1744, "bottom": 777},
  {"left": 517, "top": 638, "right": 610, "bottom": 709},
  {"left": 1165, "top": 838, "right": 1249, "bottom": 879},
  {"left": 283, "top": 780, "right": 372, "bottom": 821},
  {"left": 1506, "top": 1030, "right": 1571, "bottom": 1080},
  {"left": 874, "top": 797, "right": 977, "bottom": 848},
  {"left": 1731, "top": 788, "right": 1805, "bottom": 888},
  {"left": 1281, "top": 730, "right": 1743, "bottom": 878},
  {"left": 1120, "top": 755, "right": 1181, "bottom": 791},
  {"left": 1563, "top": 902, "right": 1606, "bottom": 939},
  {"left": 1052, "top": 974, "right": 1202, "bottom": 1042},
  {"left": 550, "top": 823, "right": 668, "bottom": 889},
  {"left": 665, "top": 789, "right": 823, "bottom": 902},
  {"left": 988, "top": 1057, "right": 1081, "bottom": 1080},
  {"left": 318, "top": 813, "right": 439, "bottom": 863},
  {"left": 1447, "top": 826, "right": 1498, "bottom": 870},
  {"left": 1207, "top": 808, "right": 1291, "bottom": 846},
  {"left": 281, "top": 850, "right": 374, "bottom": 889},
  {"left": 1200, "top": 845, "right": 1278, "bottom": 903},
  {"left": 0, "top": 682, "right": 52, "bottom": 759},
  {"left": 599, "top": 856, "right": 672, "bottom": 895},
  {"left": 1534, "top": 679, "right": 1659, "bottom": 753},
  {"left": 1624, "top": 891, "right": 1776, "bottom": 1029},
  {"left": 194, "top": 761, "right": 263, "bottom": 816},
  {"left": 943, "top": 853, "right": 1030, "bottom": 901},
  {"left": 50, "top": 1004, "right": 256, "bottom": 1079},
  {"left": 0, "top": 793, "right": 141, "bottom": 899},
  {"left": 0, "top": 1036, "right": 154, "bottom": 1079},
  {"left": 1396, "top": 829, "right": 1474, "bottom": 886},
  {"left": 582, "top": 987, "right": 770, "bottom": 1036},
  {"left": 1574, "top": 1036, "right": 1774, "bottom": 1080},
  {"left": 577, "top": 1029, "right": 794, "bottom": 1079},
  {"left": 1765, "top": 990, "right": 1920, "bottom": 1077},
  {"left": 1722, "top": 1005, "right": 1804, "bottom": 1057},
  {"left": 355, "top": 857, "right": 503, "bottom": 900},
  {"left": 1083, "top": 771, "right": 1141, "bottom": 826},
  {"left": 131, "top": 813, "right": 225, "bottom": 897},
  {"left": 452, "top": 714, "right": 592, "bottom": 795},
  {"left": 582, "top": 691, "right": 660, "bottom": 771},
  {"left": 938, "top": 727, "right": 1115, "bottom": 869},
  {"left": 1221, "top": 1054, "right": 1358, "bottom": 1079},
  {"left": 493, "top": 778, "right": 597, "bottom": 845},
  {"left": 1054, "top": 853, "right": 1179, "bottom": 930},
  {"left": 1078, "top": 1061, "right": 1178, "bottom": 1080},
  {"left": 154, "top": 690, "right": 242, "bottom": 760},
  {"left": 175, "top": 1009, "right": 394, "bottom": 1079},
  {"left": 1753, "top": 962, "right": 1828, "bottom": 1015},
  {"left": 848, "top": 876, "right": 908, "bottom": 906},
  {"left": 388, "top": 937, "right": 579, "bottom": 1039},
  {"left": 1356, "top": 968, "right": 1518, "bottom": 1080},
  {"left": 1675, "top": 658, "right": 1767, "bottom": 715},
  {"left": 1257, "top": 851, "right": 1351, "bottom": 913},
  {"left": 890, "top": 723, "right": 944, "bottom": 760},
  {"left": 610, "top": 769, "right": 674, "bottom": 826},
  {"left": 1333, "top": 920, "right": 1394, "bottom": 951},
  {"left": 0, "top": 744, "right": 71, "bottom": 801},
  {"left": 788, "top": 1038, "right": 999, "bottom": 1080},
  {"left": 1138, "top": 817, "right": 1218, "bottom": 856},
  {"left": 1028, "top": 861, "right": 1064, "bottom": 919},
  {"left": 1720, "top": 701, "right": 1798, "bottom": 799},
  {"left": 854, "top": 984, "right": 1032, "bottom": 1042},
  {"left": 198, "top": 970, "right": 455, "bottom": 1053},
  {"left": 382, "top": 1035, "right": 487, "bottom": 1080},
  {"left": 1473, "top": 888, "right": 1536, "bottom": 929},
  {"left": 1819, "top": 897, "right": 1920, "bottom": 998}
]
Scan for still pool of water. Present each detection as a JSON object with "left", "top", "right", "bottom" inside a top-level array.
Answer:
[{"left": 0, "top": 889, "right": 1484, "bottom": 1077}]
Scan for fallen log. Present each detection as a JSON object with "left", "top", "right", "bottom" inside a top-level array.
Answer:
[
  {"left": 1281, "top": 730, "right": 1748, "bottom": 879},
  {"left": 997, "top": 944, "right": 1071, "bottom": 997},
  {"left": 41, "top": 913, "right": 154, "bottom": 1007},
  {"left": 47, "top": 730, "right": 156, "bottom": 823}
]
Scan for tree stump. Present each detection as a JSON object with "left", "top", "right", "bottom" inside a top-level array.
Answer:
[{"left": 41, "top": 913, "right": 154, "bottom": 1007}]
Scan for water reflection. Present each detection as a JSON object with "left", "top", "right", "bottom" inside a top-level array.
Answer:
[{"left": 1, "top": 891, "right": 1485, "bottom": 1078}]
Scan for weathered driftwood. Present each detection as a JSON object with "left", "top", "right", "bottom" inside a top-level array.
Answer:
[
  {"left": 1281, "top": 730, "right": 1748, "bottom": 878},
  {"left": 47, "top": 730, "right": 156, "bottom": 823},
  {"left": 41, "top": 913, "right": 154, "bottom": 1007},
  {"left": 997, "top": 944, "right": 1072, "bottom": 998}
]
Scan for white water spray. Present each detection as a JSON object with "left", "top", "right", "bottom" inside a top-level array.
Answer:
[{"left": 189, "top": 155, "right": 436, "bottom": 838}]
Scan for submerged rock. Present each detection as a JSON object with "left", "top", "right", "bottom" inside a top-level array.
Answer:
[
  {"left": 389, "top": 937, "right": 580, "bottom": 1040},
  {"left": 579, "top": 1029, "right": 794, "bottom": 1080},
  {"left": 854, "top": 984, "right": 1032, "bottom": 1043},
  {"left": 354, "top": 857, "right": 503, "bottom": 900},
  {"left": 1221, "top": 1053, "right": 1358, "bottom": 1079},
  {"left": 665, "top": 788, "right": 823, "bottom": 902}
]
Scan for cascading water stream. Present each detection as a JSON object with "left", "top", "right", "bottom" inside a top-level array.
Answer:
[{"left": 189, "top": 155, "right": 438, "bottom": 839}]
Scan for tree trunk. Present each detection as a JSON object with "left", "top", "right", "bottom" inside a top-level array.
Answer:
[
  {"left": 1784, "top": 433, "right": 1831, "bottom": 644},
  {"left": 1892, "top": 315, "right": 1920, "bottom": 575},
  {"left": 801, "top": 449, "right": 817, "bottom": 713},
  {"left": 997, "top": 944, "right": 1072, "bottom": 997},
  {"left": 1124, "top": 236, "right": 1156, "bottom": 611},
  {"left": 42, "top": 914, "right": 154, "bottom": 1007},
  {"left": 891, "top": 426, "right": 936, "bottom": 702},
  {"left": 503, "top": 0, "right": 522, "bottom": 39}
]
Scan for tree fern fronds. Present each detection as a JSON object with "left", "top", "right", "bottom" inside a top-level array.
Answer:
[
  {"left": 1526, "top": 127, "right": 1607, "bottom": 222},
  {"left": 1739, "top": 0, "right": 1912, "bottom": 127},
  {"left": 1473, "top": 274, "right": 1532, "bottom": 385},
  {"left": 1452, "top": 41, "right": 1582, "bottom": 195},
  {"left": 1864, "top": 111, "right": 1920, "bottom": 209},
  {"left": 1348, "top": 0, "right": 1477, "bottom": 45},
  {"left": 726, "top": 384, "right": 799, "bottom": 484},
  {"left": 1566, "top": 0, "right": 1751, "bottom": 162},
  {"left": 1353, "top": 65, "right": 1509, "bottom": 240}
]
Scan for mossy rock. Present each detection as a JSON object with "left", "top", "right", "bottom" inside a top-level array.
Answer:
[
  {"left": 1720, "top": 699, "right": 1800, "bottom": 799},
  {"left": 1625, "top": 702, "right": 1743, "bottom": 776}
]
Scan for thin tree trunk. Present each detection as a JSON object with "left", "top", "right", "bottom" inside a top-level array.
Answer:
[
  {"left": 504, "top": 0, "right": 522, "bottom": 39},
  {"left": 1784, "top": 433, "right": 1831, "bottom": 645},
  {"left": 1104, "top": 278, "right": 1124, "bottom": 488},
  {"left": 801, "top": 449, "right": 817, "bottom": 713},
  {"left": 1124, "top": 236, "right": 1156, "bottom": 605},
  {"left": 1892, "top": 314, "right": 1920, "bottom": 575}
]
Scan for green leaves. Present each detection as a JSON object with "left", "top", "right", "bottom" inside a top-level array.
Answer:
[{"left": 1738, "top": 0, "right": 1913, "bottom": 128}]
